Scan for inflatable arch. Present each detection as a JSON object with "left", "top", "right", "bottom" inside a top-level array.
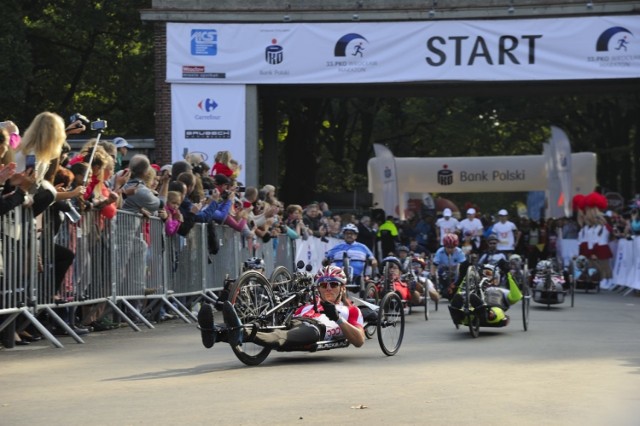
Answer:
[{"left": 367, "top": 152, "right": 597, "bottom": 217}]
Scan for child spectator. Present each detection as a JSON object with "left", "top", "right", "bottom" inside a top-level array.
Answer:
[{"left": 164, "top": 191, "right": 184, "bottom": 236}]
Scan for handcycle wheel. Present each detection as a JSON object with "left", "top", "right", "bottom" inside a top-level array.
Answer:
[
  {"left": 522, "top": 267, "right": 530, "bottom": 331},
  {"left": 468, "top": 314, "right": 480, "bottom": 338},
  {"left": 464, "top": 267, "right": 480, "bottom": 338},
  {"left": 228, "top": 271, "right": 276, "bottom": 366},
  {"left": 363, "top": 283, "right": 380, "bottom": 339},
  {"left": 364, "top": 282, "right": 379, "bottom": 305},
  {"left": 269, "top": 266, "right": 293, "bottom": 298},
  {"left": 570, "top": 275, "right": 575, "bottom": 308},
  {"left": 424, "top": 291, "right": 430, "bottom": 321},
  {"left": 377, "top": 292, "right": 405, "bottom": 356}
]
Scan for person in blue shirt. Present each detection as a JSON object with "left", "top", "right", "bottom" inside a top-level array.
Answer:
[
  {"left": 431, "top": 233, "right": 468, "bottom": 299},
  {"left": 324, "top": 223, "right": 377, "bottom": 295}
]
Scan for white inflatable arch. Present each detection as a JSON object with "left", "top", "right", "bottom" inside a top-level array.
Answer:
[{"left": 367, "top": 152, "right": 597, "bottom": 216}]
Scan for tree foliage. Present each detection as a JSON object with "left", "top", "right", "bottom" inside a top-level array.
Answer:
[{"left": 0, "top": 0, "right": 153, "bottom": 137}]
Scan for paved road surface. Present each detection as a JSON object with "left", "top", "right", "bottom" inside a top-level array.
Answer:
[{"left": 1, "top": 290, "right": 639, "bottom": 425}]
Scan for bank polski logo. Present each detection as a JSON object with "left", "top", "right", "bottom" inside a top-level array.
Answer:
[
  {"left": 596, "top": 26, "right": 633, "bottom": 52},
  {"left": 384, "top": 166, "right": 392, "bottom": 179},
  {"left": 334, "top": 33, "right": 368, "bottom": 57},
  {"left": 191, "top": 29, "right": 217, "bottom": 56},
  {"left": 437, "top": 164, "right": 453, "bottom": 186},
  {"left": 197, "top": 98, "right": 218, "bottom": 112},
  {"left": 265, "top": 39, "right": 284, "bottom": 64}
]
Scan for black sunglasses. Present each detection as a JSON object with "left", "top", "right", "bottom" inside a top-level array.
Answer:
[{"left": 318, "top": 282, "right": 341, "bottom": 289}]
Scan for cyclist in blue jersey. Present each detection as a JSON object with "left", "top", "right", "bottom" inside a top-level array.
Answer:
[
  {"left": 431, "top": 233, "right": 468, "bottom": 299},
  {"left": 324, "top": 223, "right": 377, "bottom": 293}
]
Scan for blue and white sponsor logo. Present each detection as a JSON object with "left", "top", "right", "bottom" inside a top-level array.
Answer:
[{"left": 191, "top": 29, "right": 217, "bottom": 56}]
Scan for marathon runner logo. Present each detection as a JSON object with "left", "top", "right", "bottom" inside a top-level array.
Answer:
[
  {"left": 437, "top": 164, "right": 453, "bottom": 186},
  {"left": 326, "top": 33, "right": 378, "bottom": 73},
  {"left": 588, "top": 26, "right": 639, "bottom": 68}
]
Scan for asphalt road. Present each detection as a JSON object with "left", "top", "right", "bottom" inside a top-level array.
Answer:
[{"left": 1, "top": 289, "right": 639, "bottom": 426}]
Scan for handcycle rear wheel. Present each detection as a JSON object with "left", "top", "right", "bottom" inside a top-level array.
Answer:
[
  {"left": 522, "top": 267, "right": 530, "bottom": 331},
  {"left": 424, "top": 290, "right": 430, "bottom": 321},
  {"left": 228, "top": 271, "right": 276, "bottom": 366},
  {"left": 377, "top": 292, "right": 405, "bottom": 356}
]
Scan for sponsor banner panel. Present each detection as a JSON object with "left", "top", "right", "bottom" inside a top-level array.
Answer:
[
  {"left": 167, "top": 17, "right": 640, "bottom": 83},
  {"left": 171, "top": 84, "right": 246, "bottom": 183},
  {"left": 367, "top": 153, "right": 597, "bottom": 202}
]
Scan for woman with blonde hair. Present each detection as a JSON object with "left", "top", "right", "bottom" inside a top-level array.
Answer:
[{"left": 16, "top": 111, "right": 67, "bottom": 198}]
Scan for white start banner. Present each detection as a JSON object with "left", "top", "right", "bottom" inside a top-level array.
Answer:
[
  {"left": 170, "top": 84, "right": 246, "bottom": 183},
  {"left": 166, "top": 16, "right": 640, "bottom": 84}
]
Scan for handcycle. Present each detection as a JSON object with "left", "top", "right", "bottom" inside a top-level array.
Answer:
[
  {"left": 449, "top": 264, "right": 530, "bottom": 338},
  {"left": 215, "top": 261, "right": 405, "bottom": 366},
  {"left": 363, "top": 256, "right": 430, "bottom": 320},
  {"left": 531, "top": 259, "right": 575, "bottom": 309},
  {"left": 571, "top": 255, "right": 601, "bottom": 294}
]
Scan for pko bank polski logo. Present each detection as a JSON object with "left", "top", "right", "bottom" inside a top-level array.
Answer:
[
  {"left": 191, "top": 29, "right": 217, "bottom": 56},
  {"left": 326, "top": 33, "right": 378, "bottom": 73},
  {"left": 196, "top": 98, "right": 221, "bottom": 120},
  {"left": 589, "top": 26, "right": 638, "bottom": 68},
  {"left": 437, "top": 165, "right": 453, "bottom": 186}
]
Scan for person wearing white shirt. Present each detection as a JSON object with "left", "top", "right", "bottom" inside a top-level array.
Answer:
[
  {"left": 492, "top": 209, "right": 521, "bottom": 254},
  {"left": 457, "top": 208, "right": 484, "bottom": 254},
  {"left": 435, "top": 208, "right": 459, "bottom": 246}
]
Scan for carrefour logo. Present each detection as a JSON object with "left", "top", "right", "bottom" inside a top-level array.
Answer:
[
  {"left": 198, "top": 98, "right": 218, "bottom": 112},
  {"left": 195, "top": 98, "right": 221, "bottom": 120},
  {"left": 596, "top": 26, "right": 633, "bottom": 52}
]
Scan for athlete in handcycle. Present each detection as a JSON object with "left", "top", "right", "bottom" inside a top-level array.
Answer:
[
  {"left": 197, "top": 264, "right": 405, "bottom": 365},
  {"left": 323, "top": 223, "right": 377, "bottom": 297},
  {"left": 431, "top": 233, "right": 468, "bottom": 301},
  {"left": 448, "top": 263, "right": 528, "bottom": 337}
]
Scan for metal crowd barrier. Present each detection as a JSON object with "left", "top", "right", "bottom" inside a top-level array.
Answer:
[{"left": 2, "top": 206, "right": 297, "bottom": 349}]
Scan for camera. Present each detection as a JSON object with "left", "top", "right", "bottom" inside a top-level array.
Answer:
[
  {"left": 220, "top": 189, "right": 231, "bottom": 200},
  {"left": 236, "top": 186, "right": 246, "bottom": 193},
  {"left": 90, "top": 119, "right": 108, "bottom": 131},
  {"left": 64, "top": 201, "right": 82, "bottom": 224},
  {"left": 69, "top": 113, "right": 90, "bottom": 127}
]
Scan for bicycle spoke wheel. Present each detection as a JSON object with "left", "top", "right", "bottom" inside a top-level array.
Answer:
[
  {"left": 364, "top": 283, "right": 379, "bottom": 305},
  {"left": 377, "top": 292, "right": 405, "bottom": 356},
  {"left": 228, "top": 271, "right": 275, "bottom": 366},
  {"left": 424, "top": 292, "right": 429, "bottom": 321},
  {"left": 364, "top": 323, "right": 377, "bottom": 339},
  {"left": 270, "top": 266, "right": 293, "bottom": 298},
  {"left": 522, "top": 270, "right": 530, "bottom": 331}
]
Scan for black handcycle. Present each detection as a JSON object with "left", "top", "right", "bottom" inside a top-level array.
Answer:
[{"left": 220, "top": 261, "right": 405, "bottom": 366}]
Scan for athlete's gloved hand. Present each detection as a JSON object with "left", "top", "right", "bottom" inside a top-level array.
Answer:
[
  {"left": 497, "top": 258, "right": 509, "bottom": 275},
  {"left": 321, "top": 301, "right": 339, "bottom": 322}
]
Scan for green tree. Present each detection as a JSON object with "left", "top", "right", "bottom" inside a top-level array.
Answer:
[{"left": 0, "top": 0, "right": 153, "bottom": 137}]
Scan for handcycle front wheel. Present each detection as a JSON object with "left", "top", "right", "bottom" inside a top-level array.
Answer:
[
  {"left": 269, "top": 266, "right": 294, "bottom": 298},
  {"left": 377, "top": 292, "right": 405, "bottom": 356},
  {"left": 228, "top": 271, "right": 276, "bottom": 366},
  {"left": 522, "top": 268, "right": 530, "bottom": 331}
]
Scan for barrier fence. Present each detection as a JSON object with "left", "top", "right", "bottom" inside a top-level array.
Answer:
[
  {"left": 1, "top": 207, "right": 297, "bottom": 348},
  {"left": 3, "top": 206, "right": 638, "bottom": 349}
]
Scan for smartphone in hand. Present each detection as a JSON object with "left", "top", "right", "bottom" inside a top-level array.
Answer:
[{"left": 25, "top": 154, "right": 36, "bottom": 171}]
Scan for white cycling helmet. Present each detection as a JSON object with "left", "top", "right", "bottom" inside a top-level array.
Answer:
[{"left": 342, "top": 223, "right": 359, "bottom": 234}]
